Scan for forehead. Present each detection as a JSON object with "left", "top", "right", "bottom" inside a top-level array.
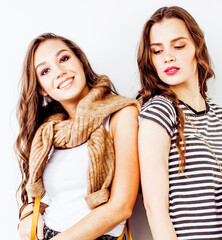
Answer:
[
  {"left": 34, "top": 39, "right": 71, "bottom": 66},
  {"left": 150, "top": 18, "right": 192, "bottom": 43}
]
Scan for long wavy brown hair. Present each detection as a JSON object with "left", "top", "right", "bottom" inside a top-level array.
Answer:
[
  {"left": 137, "top": 6, "right": 215, "bottom": 173},
  {"left": 16, "top": 33, "right": 118, "bottom": 205}
]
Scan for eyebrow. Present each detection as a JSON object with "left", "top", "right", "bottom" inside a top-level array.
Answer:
[
  {"left": 35, "top": 49, "right": 69, "bottom": 71},
  {"left": 150, "top": 37, "right": 187, "bottom": 47}
]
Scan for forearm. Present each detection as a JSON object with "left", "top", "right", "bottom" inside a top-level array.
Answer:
[
  {"left": 147, "top": 210, "right": 177, "bottom": 240},
  {"left": 51, "top": 201, "right": 131, "bottom": 240},
  {"left": 51, "top": 106, "right": 139, "bottom": 240}
]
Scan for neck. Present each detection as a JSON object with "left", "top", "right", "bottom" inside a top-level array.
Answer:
[
  {"left": 60, "top": 87, "right": 91, "bottom": 119},
  {"left": 170, "top": 82, "right": 206, "bottom": 112},
  {"left": 61, "top": 102, "right": 78, "bottom": 119}
]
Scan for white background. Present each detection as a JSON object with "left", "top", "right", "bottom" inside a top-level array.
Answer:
[{"left": 1, "top": 0, "right": 222, "bottom": 239}]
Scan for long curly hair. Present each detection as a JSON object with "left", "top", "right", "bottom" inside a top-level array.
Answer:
[
  {"left": 16, "top": 33, "right": 118, "bottom": 205},
  {"left": 137, "top": 6, "right": 215, "bottom": 173}
]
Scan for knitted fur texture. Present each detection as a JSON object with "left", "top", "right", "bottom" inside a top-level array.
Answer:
[{"left": 26, "top": 85, "right": 141, "bottom": 209}]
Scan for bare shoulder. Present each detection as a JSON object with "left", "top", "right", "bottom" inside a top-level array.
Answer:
[
  {"left": 111, "top": 105, "right": 139, "bottom": 126},
  {"left": 109, "top": 105, "right": 139, "bottom": 138},
  {"left": 112, "top": 105, "right": 139, "bottom": 119}
]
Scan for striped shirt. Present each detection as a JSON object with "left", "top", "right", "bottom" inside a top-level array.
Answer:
[{"left": 140, "top": 95, "right": 222, "bottom": 240}]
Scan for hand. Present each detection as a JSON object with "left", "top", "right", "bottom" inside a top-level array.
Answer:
[{"left": 18, "top": 204, "right": 44, "bottom": 240}]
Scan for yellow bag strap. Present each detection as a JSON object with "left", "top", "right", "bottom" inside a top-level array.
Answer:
[
  {"left": 30, "top": 195, "right": 41, "bottom": 240},
  {"left": 127, "top": 219, "right": 132, "bottom": 240},
  {"left": 30, "top": 205, "right": 132, "bottom": 240},
  {"left": 29, "top": 191, "right": 132, "bottom": 240},
  {"left": 30, "top": 158, "right": 47, "bottom": 240},
  {"left": 117, "top": 219, "right": 132, "bottom": 240},
  {"left": 117, "top": 223, "right": 126, "bottom": 240}
]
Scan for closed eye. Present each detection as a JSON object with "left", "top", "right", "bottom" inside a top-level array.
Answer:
[
  {"left": 174, "top": 45, "right": 185, "bottom": 49},
  {"left": 152, "top": 50, "right": 163, "bottom": 55}
]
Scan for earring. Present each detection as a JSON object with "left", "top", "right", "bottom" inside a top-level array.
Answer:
[{"left": 42, "top": 95, "right": 53, "bottom": 107}]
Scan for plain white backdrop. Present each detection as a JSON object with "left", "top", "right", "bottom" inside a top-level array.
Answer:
[{"left": 1, "top": 0, "right": 222, "bottom": 239}]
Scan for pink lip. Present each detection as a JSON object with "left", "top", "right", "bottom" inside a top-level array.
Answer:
[
  {"left": 164, "top": 66, "right": 180, "bottom": 75},
  {"left": 57, "top": 77, "right": 74, "bottom": 89}
]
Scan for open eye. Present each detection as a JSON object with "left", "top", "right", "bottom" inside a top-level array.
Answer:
[
  {"left": 40, "top": 68, "right": 50, "bottom": 76},
  {"left": 60, "top": 55, "right": 70, "bottom": 63}
]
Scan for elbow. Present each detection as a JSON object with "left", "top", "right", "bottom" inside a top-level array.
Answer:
[
  {"left": 109, "top": 201, "right": 133, "bottom": 221},
  {"left": 143, "top": 199, "right": 168, "bottom": 220},
  {"left": 143, "top": 200, "right": 153, "bottom": 218},
  {"left": 119, "top": 204, "right": 133, "bottom": 220},
  {"left": 143, "top": 197, "right": 160, "bottom": 219},
  {"left": 122, "top": 204, "right": 133, "bottom": 219}
]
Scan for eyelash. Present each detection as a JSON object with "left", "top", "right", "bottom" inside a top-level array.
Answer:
[
  {"left": 152, "top": 44, "right": 185, "bottom": 55},
  {"left": 174, "top": 45, "right": 185, "bottom": 49},
  {"left": 60, "top": 55, "right": 70, "bottom": 62},
  {"left": 153, "top": 50, "right": 163, "bottom": 55},
  {"left": 39, "top": 55, "right": 70, "bottom": 76},
  {"left": 40, "top": 68, "right": 49, "bottom": 76}
]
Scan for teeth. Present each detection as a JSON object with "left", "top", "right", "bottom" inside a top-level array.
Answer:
[{"left": 59, "top": 78, "right": 73, "bottom": 89}]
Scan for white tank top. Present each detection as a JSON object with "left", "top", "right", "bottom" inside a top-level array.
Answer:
[{"left": 43, "top": 116, "right": 125, "bottom": 235}]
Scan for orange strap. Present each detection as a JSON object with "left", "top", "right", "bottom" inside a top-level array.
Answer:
[
  {"left": 29, "top": 196, "right": 132, "bottom": 240},
  {"left": 30, "top": 195, "right": 41, "bottom": 240},
  {"left": 30, "top": 158, "right": 47, "bottom": 240},
  {"left": 117, "top": 223, "right": 126, "bottom": 240},
  {"left": 127, "top": 219, "right": 132, "bottom": 240},
  {"left": 117, "top": 219, "right": 132, "bottom": 240}
]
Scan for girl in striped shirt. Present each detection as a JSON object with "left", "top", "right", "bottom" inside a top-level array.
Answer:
[{"left": 137, "top": 6, "right": 222, "bottom": 240}]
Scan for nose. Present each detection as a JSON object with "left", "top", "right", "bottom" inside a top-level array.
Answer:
[
  {"left": 55, "top": 65, "right": 67, "bottom": 79},
  {"left": 164, "top": 53, "right": 176, "bottom": 63}
]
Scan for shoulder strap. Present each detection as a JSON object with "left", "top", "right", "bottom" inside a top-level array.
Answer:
[
  {"left": 127, "top": 219, "right": 132, "bottom": 240},
  {"left": 30, "top": 195, "right": 41, "bottom": 240},
  {"left": 29, "top": 193, "right": 133, "bottom": 240},
  {"left": 117, "top": 219, "right": 132, "bottom": 240}
]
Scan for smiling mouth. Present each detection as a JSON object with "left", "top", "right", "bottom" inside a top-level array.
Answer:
[{"left": 58, "top": 77, "right": 74, "bottom": 89}]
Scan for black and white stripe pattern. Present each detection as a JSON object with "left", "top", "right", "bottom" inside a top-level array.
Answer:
[{"left": 140, "top": 96, "right": 222, "bottom": 239}]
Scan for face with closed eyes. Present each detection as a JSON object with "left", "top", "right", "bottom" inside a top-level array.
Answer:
[
  {"left": 150, "top": 18, "right": 198, "bottom": 91},
  {"left": 34, "top": 39, "right": 90, "bottom": 106}
]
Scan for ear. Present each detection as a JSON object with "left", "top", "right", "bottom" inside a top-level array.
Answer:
[{"left": 38, "top": 86, "right": 48, "bottom": 97}]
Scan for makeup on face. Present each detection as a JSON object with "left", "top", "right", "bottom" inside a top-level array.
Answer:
[
  {"left": 149, "top": 18, "right": 198, "bottom": 88},
  {"left": 34, "top": 40, "right": 89, "bottom": 106},
  {"left": 164, "top": 66, "right": 180, "bottom": 75}
]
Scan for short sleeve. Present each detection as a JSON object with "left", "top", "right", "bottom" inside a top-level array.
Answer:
[{"left": 139, "top": 96, "right": 177, "bottom": 138}]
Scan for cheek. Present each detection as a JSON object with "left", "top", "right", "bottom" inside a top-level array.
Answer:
[
  {"left": 191, "top": 58, "right": 197, "bottom": 73},
  {"left": 181, "top": 48, "right": 197, "bottom": 67},
  {"left": 152, "top": 56, "right": 163, "bottom": 75},
  {"left": 38, "top": 77, "right": 52, "bottom": 92},
  {"left": 183, "top": 52, "right": 194, "bottom": 62},
  {"left": 185, "top": 54, "right": 197, "bottom": 74}
]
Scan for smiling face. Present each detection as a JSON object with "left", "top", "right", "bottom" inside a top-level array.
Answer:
[
  {"left": 34, "top": 39, "right": 90, "bottom": 107},
  {"left": 150, "top": 18, "right": 198, "bottom": 91}
]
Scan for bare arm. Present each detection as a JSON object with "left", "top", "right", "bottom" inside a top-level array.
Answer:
[
  {"left": 18, "top": 203, "right": 47, "bottom": 240},
  {"left": 139, "top": 119, "right": 177, "bottom": 240},
  {"left": 51, "top": 106, "right": 140, "bottom": 240}
]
